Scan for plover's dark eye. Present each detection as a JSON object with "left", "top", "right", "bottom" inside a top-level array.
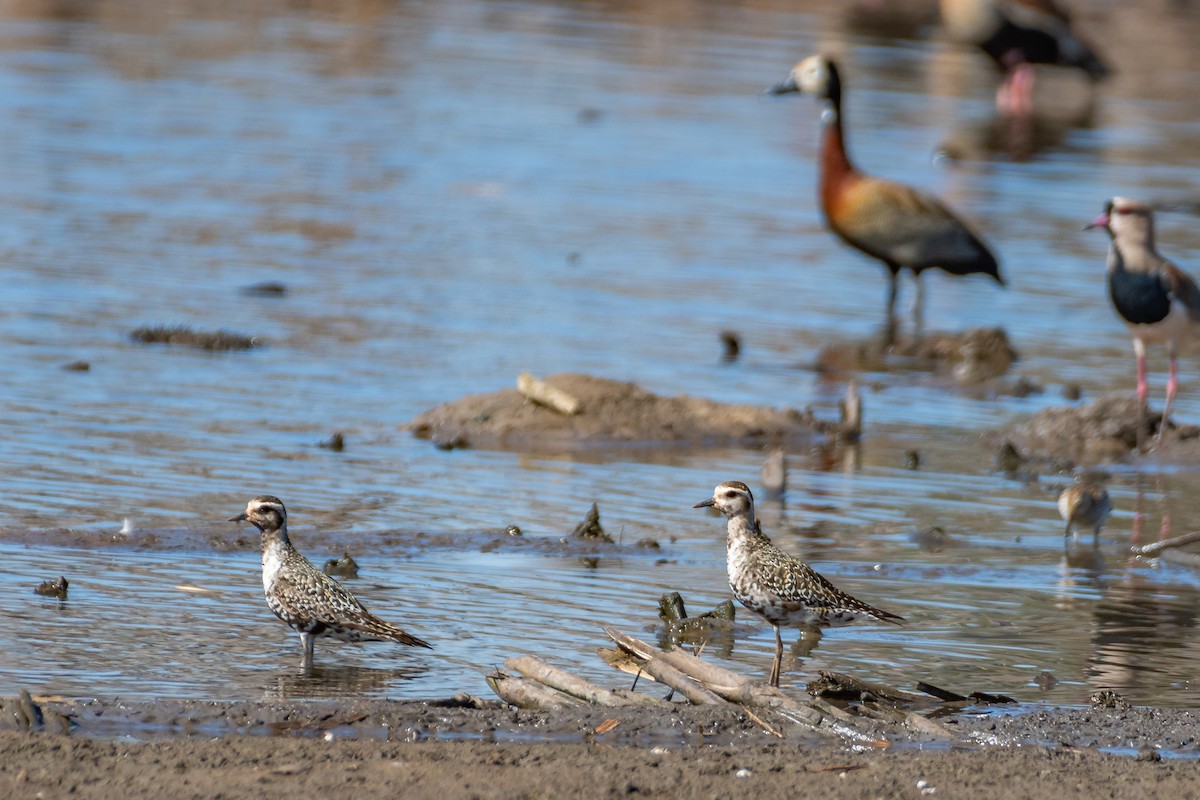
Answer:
[{"left": 724, "top": 491, "right": 737, "bottom": 499}]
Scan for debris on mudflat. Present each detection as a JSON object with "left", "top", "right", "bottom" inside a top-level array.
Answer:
[
  {"left": 61, "top": 360, "right": 90, "bottom": 372},
  {"left": 760, "top": 448, "right": 787, "bottom": 501},
  {"left": 903, "top": 449, "right": 921, "bottom": 470},
  {"left": 994, "top": 441, "right": 1023, "bottom": 474},
  {"left": 991, "top": 395, "right": 1200, "bottom": 464},
  {"left": 657, "top": 592, "right": 736, "bottom": 646},
  {"left": 34, "top": 576, "right": 69, "bottom": 599},
  {"left": 816, "top": 327, "right": 1017, "bottom": 384},
  {"left": 322, "top": 553, "right": 359, "bottom": 579},
  {"left": 130, "top": 325, "right": 260, "bottom": 352},
  {"left": 571, "top": 503, "right": 613, "bottom": 543},
  {"left": 838, "top": 380, "right": 863, "bottom": 443},
  {"left": 719, "top": 330, "right": 741, "bottom": 362},
  {"left": 319, "top": 432, "right": 345, "bottom": 451},
  {"left": 517, "top": 372, "right": 581, "bottom": 416},
  {"left": 240, "top": 281, "right": 288, "bottom": 297}
]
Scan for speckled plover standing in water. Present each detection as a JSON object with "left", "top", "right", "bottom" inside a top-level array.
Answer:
[
  {"left": 230, "top": 495, "right": 432, "bottom": 669},
  {"left": 1087, "top": 197, "right": 1200, "bottom": 448},
  {"left": 1058, "top": 483, "right": 1112, "bottom": 540},
  {"left": 694, "top": 481, "right": 903, "bottom": 687}
]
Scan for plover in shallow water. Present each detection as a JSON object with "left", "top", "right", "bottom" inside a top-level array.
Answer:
[
  {"left": 1058, "top": 483, "right": 1112, "bottom": 540},
  {"left": 231, "top": 495, "right": 432, "bottom": 669},
  {"left": 695, "top": 481, "right": 903, "bottom": 687}
]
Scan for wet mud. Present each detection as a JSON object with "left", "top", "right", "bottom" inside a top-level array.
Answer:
[
  {"left": 991, "top": 395, "right": 1200, "bottom": 465},
  {"left": 815, "top": 327, "right": 1019, "bottom": 385},
  {"left": 2, "top": 697, "right": 1198, "bottom": 800}
]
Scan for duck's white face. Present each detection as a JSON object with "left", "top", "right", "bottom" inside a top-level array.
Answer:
[
  {"left": 694, "top": 481, "right": 755, "bottom": 518},
  {"left": 791, "top": 55, "right": 832, "bottom": 97}
]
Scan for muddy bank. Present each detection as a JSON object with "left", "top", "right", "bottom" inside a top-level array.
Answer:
[
  {"left": 406, "top": 373, "right": 836, "bottom": 451},
  {"left": 989, "top": 395, "right": 1200, "bottom": 465},
  {"left": 816, "top": 327, "right": 1019, "bottom": 385},
  {"left": 2, "top": 700, "right": 1199, "bottom": 800}
]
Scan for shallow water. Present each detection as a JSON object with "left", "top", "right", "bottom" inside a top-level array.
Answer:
[{"left": 4, "top": 0, "right": 1200, "bottom": 707}]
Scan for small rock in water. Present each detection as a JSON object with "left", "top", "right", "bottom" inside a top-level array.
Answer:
[
  {"left": 323, "top": 553, "right": 360, "bottom": 579},
  {"left": 61, "top": 360, "right": 90, "bottom": 372},
  {"left": 34, "top": 576, "right": 69, "bottom": 599},
  {"left": 635, "top": 538, "right": 660, "bottom": 549},
  {"left": 912, "top": 526, "right": 949, "bottom": 552},
  {"left": 571, "top": 502, "right": 613, "bottom": 543},
  {"left": 760, "top": 448, "right": 787, "bottom": 500},
  {"left": 240, "top": 281, "right": 288, "bottom": 297},
  {"left": 1034, "top": 671, "right": 1057, "bottom": 691},
  {"left": 504, "top": 525, "right": 522, "bottom": 537},
  {"left": 719, "top": 330, "right": 740, "bottom": 362},
  {"left": 658, "top": 592, "right": 688, "bottom": 624},
  {"left": 1062, "top": 383, "right": 1083, "bottom": 401},
  {"left": 994, "top": 441, "right": 1023, "bottom": 474},
  {"left": 903, "top": 450, "right": 921, "bottom": 470},
  {"left": 319, "top": 432, "right": 345, "bottom": 451}
]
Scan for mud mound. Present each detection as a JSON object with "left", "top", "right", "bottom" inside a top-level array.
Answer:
[
  {"left": 817, "top": 327, "right": 1017, "bottom": 384},
  {"left": 406, "top": 373, "right": 833, "bottom": 451},
  {"left": 991, "top": 395, "right": 1200, "bottom": 464}
]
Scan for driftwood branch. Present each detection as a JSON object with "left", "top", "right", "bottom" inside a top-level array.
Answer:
[
  {"left": 517, "top": 372, "right": 581, "bottom": 415},
  {"left": 486, "top": 670, "right": 582, "bottom": 710},
  {"left": 504, "top": 657, "right": 660, "bottom": 707},
  {"left": 1131, "top": 530, "right": 1200, "bottom": 558}
]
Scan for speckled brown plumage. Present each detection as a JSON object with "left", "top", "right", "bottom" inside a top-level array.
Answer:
[
  {"left": 695, "top": 481, "right": 902, "bottom": 687},
  {"left": 231, "top": 495, "right": 431, "bottom": 669}
]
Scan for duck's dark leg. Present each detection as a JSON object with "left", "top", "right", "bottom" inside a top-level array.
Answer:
[{"left": 883, "top": 268, "right": 900, "bottom": 347}]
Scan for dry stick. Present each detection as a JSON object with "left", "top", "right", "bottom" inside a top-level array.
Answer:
[
  {"left": 741, "top": 705, "right": 784, "bottom": 738},
  {"left": 486, "top": 670, "right": 581, "bottom": 710},
  {"left": 637, "top": 654, "right": 725, "bottom": 706},
  {"left": 505, "top": 656, "right": 663, "bottom": 707},
  {"left": 604, "top": 628, "right": 829, "bottom": 730},
  {"left": 517, "top": 372, "right": 581, "bottom": 415},
  {"left": 1131, "top": 529, "right": 1200, "bottom": 558}
]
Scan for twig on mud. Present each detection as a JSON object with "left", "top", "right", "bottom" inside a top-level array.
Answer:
[
  {"left": 486, "top": 669, "right": 584, "bottom": 710},
  {"left": 1131, "top": 530, "right": 1200, "bottom": 558},
  {"left": 505, "top": 657, "right": 661, "bottom": 707}
]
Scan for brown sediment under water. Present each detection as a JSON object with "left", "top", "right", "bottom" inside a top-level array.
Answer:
[{"left": 3, "top": 0, "right": 1200, "bottom": 710}]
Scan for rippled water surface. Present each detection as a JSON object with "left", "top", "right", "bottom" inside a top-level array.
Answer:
[{"left": 4, "top": 0, "right": 1200, "bottom": 707}]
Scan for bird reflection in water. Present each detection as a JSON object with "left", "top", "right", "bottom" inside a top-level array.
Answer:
[{"left": 264, "top": 663, "right": 427, "bottom": 701}]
